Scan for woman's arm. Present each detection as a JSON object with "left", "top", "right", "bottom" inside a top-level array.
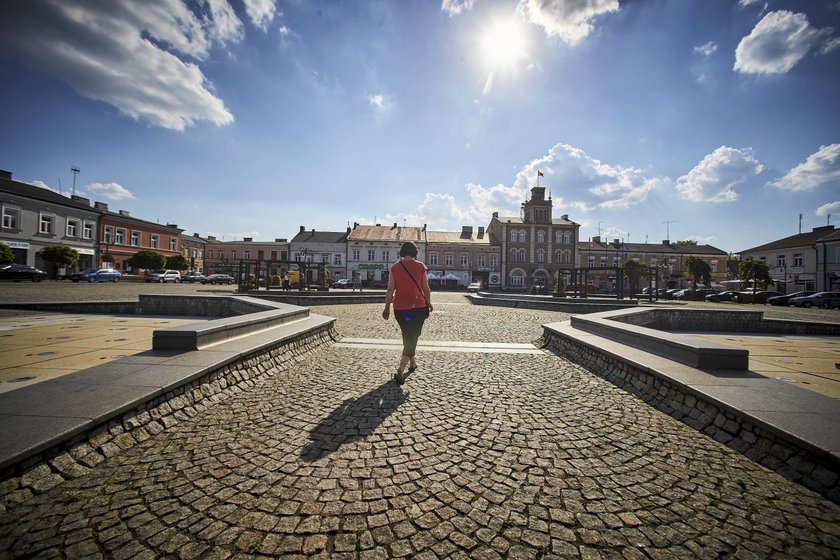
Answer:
[
  {"left": 421, "top": 271, "right": 433, "bottom": 313},
  {"left": 382, "top": 269, "right": 396, "bottom": 319}
]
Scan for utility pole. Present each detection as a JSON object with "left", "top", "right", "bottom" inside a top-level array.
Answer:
[
  {"left": 661, "top": 220, "right": 677, "bottom": 241},
  {"left": 70, "top": 166, "right": 80, "bottom": 196}
]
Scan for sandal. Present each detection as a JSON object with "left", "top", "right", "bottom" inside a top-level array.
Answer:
[
  {"left": 394, "top": 369, "right": 405, "bottom": 384},
  {"left": 408, "top": 365, "right": 417, "bottom": 373}
]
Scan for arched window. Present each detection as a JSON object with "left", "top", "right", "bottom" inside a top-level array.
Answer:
[
  {"left": 518, "top": 230, "right": 526, "bottom": 242},
  {"left": 510, "top": 230, "right": 517, "bottom": 243},
  {"left": 536, "top": 249, "right": 545, "bottom": 263},
  {"left": 519, "top": 249, "right": 527, "bottom": 262},
  {"left": 555, "top": 231, "right": 562, "bottom": 244},
  {"left": 555, "top": 249, "right": 563, "bottom": 263},
  {"left": 509, "top": 248, "right": 519, "bottom": 262},
  {"left": 564, "top": 231, "right": 571, "bottom": 244},
  {"left": 563, "top": 250, "right": 571, "bottom": 264},
  {"left": 537, "top": 230, "right": 545, "bottom": 243},
  {"left": 510, "top": 269, "right": 525, "bottom": 286}
]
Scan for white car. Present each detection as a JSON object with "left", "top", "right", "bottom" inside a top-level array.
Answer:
[
  {"left": 467, "top": 282, "right": 482, "bottom": 293},
  {"left": 145, "top": 269, "right": 182, "bottom": 283}
]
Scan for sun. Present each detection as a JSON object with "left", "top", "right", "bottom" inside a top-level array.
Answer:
[{"left": 480, "top": 19, "right": 528, "bottom": 72}]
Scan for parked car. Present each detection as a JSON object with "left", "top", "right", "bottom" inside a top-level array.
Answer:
[
  {"left": 181, "top": 271, "right": 206, "bottom": 283},
  {"left": 145, "top": 269, "right": 182, "bottom": 283},
  {"left": 0, "top": 263, "right": 47, "bottom": 282},
  {"left": 789, "top": 292, "right": 840, "bottom": 309},
  {"left": 333, "top": 278, "right": 352, "bottom": 289},
  {"left": 678, "top": 288, "right": 715, "bottom": 301},
  {"left": 373, "top": 279, "right": 388, "bottom": 289},
  {"left": 733, "top": 290, "right": 783, "bottom": 304},
  {"left": 705, "top": 290, "right": 739, "bottom": 303},
  {"left": 80, "top": 268, "right": 122, "bottom": 283},
  {"left": 502, "top": 285, "right": 526, "bottom": 293},
  {"left": 766, "top": 291, "right": 816, "bottom": 306},
  {"left": 466, "top": 282, "right": 482, "bottom": 293},
  {"left": 200, "top": 273, "right": 235, "bottom": 285}
]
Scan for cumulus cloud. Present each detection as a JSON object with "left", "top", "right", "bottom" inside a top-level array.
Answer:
[
  {"left": 816, "top": 201, "right": 840, "bottom": 217},
  {"left": 441, "top": 0, "right": 476, "bottom": 17},
  {"left": 694, "top": 41, "right": 718, "bottom": 56},
  {"left": 242, "top": 0, "right": 276, "bottom": 31},
  {"left": 0, "top": 0, "right": 238, "bottom": 131},
  {"left": 369, "top": 94, "right": 386, "bottom": 108},
  {"left": 676, "top": 146, "right": 764, "bottom": 203},
  {"left": 517, "top": 0, "right": 619, "bottom": 45},
  {"left": 767, "top": 144, "right": 840, "bottom": 191},
  {"left": 734, "top": 11, "right": 836, "bottom": 74},
  {"left": 85, "top": 182, "right": 136, "bottom": 201}
]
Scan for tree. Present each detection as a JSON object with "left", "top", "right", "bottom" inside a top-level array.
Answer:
[
  {"left": 320, "top": 264, "right": 330, "bottom": 287},
  {"left": 166, "top": 254, "right": 189, "bottom": 270},
  {"left": 685, "top": 256, "right": 712, "bottom": 290},
  {"left": 39, "top": 245, "right": 80, "bottom": 279},
  {"left": 738, "top": 257, "right": 773, "bottom": 292},
  {"left": 675, "top": 239, "right": 698, "bottom": 246},
  {"left": 127, "top": 249, "right": 166, "bottom": 272},
  {"left": 620, "top": 259, "right": 645, "bottom": 295},
  {"left": 0, "top": 244, "right": 14, "bottom": 264},
  {"left": 726, "top": 253, "right": 740, "bottom": 279},
  {"left": 552, "top": 270, "right": 566, "bottom": 297}
]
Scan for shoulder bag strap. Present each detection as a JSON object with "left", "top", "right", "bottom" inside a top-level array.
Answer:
[{"left": 398, "top": 260, "right": 425, "bottom": 300}]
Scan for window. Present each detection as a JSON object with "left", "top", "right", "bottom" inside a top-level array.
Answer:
[
  {"left": 536, "top": 249, "right": 545, "bottom": 263},
  {"left": 460, "top": 253, "right": 468, "bottom": 266},
  {"left": 83, "top": 222, "right": 93, "bottom": 239},
  {"left": 537, "top": 230, "right": 545, "bottom": 243},
  {"left": 2, "top": 207, "right": 19, "bottom": 229},
  {"left": 131, "top": 231, "right": 140, "bottom": 246},
  {"left": 510, "top": 230, "right": 517, "bottom": 242},
  {"left": 281, "top": 251, "right": 287, "bottom": 260},
  {"left": 352, "top": 249, "right": 360, "bottom": 261},
  {"left": 231, "top": 250, "right": 236, "bottom": 259},
  {"left": 429, "top": 252, "right": 438, "bottom": 265},
  {"left": 207, "top": 250, "right": 214, "bottom": 259},
  {"left": 555, "top": 231, "right": 562, "bottom": 244},
  {"left": 242, "top": 250, "right": 250, "bottom": 259},
  {"left": 794, "top": 253, "right": 803, "bottom": 267},
  {"left": 588, "top": 256, "right": 595, "bottom": 267},
  {"left": 509, "top": 248, "right": 519, "bottom": 263},
  {"left": 367, "top": 249, "right": 375, "bottom": 261},
  {"left": 271, "top": 250, "right": 278, "bottom": 260},
  {"left": 445, "top": 252, "right": 454, "bottom": 266},
  {"left": 518, "top": 249, "right": 526, "bottom": 262},
  {"left": 258, "top": 250, "right": 264, "bottom": 260},
  {"left": 104, "top": 227, "right": 112, "bottom": 244},
  {"left": 115, "top": 229, "right": 125, "bottom": 245},
  {"left": 169, "top": 238, "right": 177, "bottom": 251},
  {"left": 382, "top": 250, "right": 390, "bottom": 262},
  {"left": 150, "top": 234, "right": 159, "bottom": 249},
  {"left": 39, "top": 214, "right": 54, "bottom": 234},
  {"left": 334, "top": 254, "right": 342, "bottom": 265},
  {"left": 510, "top": 272, "right": 524, "bottom": 286},
  {"left": 600, "top": 256, "right": 607, "bottom": 266},
  {"left": 563, "top": 251, "right": 571, "bottom": 264},
  {"left": 613, "top": 257, "right": 620, "bottom": 267},
  {"left": 66, "top": 220, "right": 78, "bottom": 237},
  {"left": 776, "top": 255, "right": 786, "bottom": 268},
  {"left": 711, "top": 260, "right": 718, "bottom": 273},
  {"left": 564, "top": 232, "right": 571, "bottom": 244},
  {"left": 477, "top": 254, "right": 486, "bottom": 267},
  {"left": 518, "top": 230, "right": 526, "bottom": 242},
  {"left": 490, "top": 255, "right": 498, "bottom": 267}
]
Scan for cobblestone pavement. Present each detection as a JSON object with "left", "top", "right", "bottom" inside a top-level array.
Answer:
[{"left": 1, "top": 291, "right": 840, "bottom": 559}]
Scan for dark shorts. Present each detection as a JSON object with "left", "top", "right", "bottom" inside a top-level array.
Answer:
[{"left": 394, "top": 307, "right": 428, "bottom": 357}]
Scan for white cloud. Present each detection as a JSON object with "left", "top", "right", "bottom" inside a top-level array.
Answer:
[
  {"left": 242, "top": 0, "right": 276, "bottom": 31},
  {"left": 0, "top": 0, "right": 237, "bottom": 130},
  {"left": 29, "top": 180, "right": 63, "bottom": 195},
  {"left": 694, "top": 41, "right": 718, "bottom": 56},
  {"left": 816, "top": 201, "right": 840, "bottom": 217},
  {"left": 517, "top": 0, "right": 619, "bottom": 45},
  {"left": 738, "top": 0, "right": 763, "bottom": 6},
  {"left": 676, "top": 146, "right": 764, "bottom": 203},
  {"left": 819, "top": 36, "right": 840, "bottom": 55},
  {"left": 684, "top": 235, "right": 717, "bottom": 245},
  {"left": 369, "top": 94, "right": 385, "bottom": 108},
  {"left": 441, "top": 0, "right": 476, "bottom": 17},
  {"left": 767, "top": 144, "right": 840, "bottom": 191},
  {"left": 734, "top": 11, "right": 836, "bottom": 75},
  {"left": 85, "top": 182, "right": 136, "bottom": 201},
  {"left": 278, "top": 25, "right": 291, "bottom": 36}
]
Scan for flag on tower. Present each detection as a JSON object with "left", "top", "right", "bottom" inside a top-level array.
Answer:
[{"left": 537, "top": 170, "right": 544, "bottom": 177}]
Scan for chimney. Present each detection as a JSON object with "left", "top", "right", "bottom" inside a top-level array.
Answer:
[
  {"left": 0, "top": 169, "right": 11, "bottom": 180},
  {"left": 94, "top": 201, "right": 109, "bottom": 212},
  {"left": 613, "top": 239, "right": 620, "bottom": 245},
  {"left": 244, "top": 237, "right": 252, "bottom": 242},
  {"left": 118, "top": 209, "right": 130, "bottom": 216},
  {"left": 71, "top": 195, "right": 90, "bottom": 205},
  {"left": 492, "top": 211, "right": 499, "bottom": 219},
  {"left": 193, "top": 233, "right": 200, "bottom": 237},
  {"left": 393, "top": 222, "right": 398, "bottom": 229},
  {"left": 663, "top": 239, "right": 670, "bottom": 245},
  {"left": 423, "top": 224, "right": 427, "bottom": 230},
  {"left": 353, "top": 222, "right": 359, "bottom": 229},
  {"left": 299, "top": 225, "right": 305, "bottom": 233},
  {"left": 207, "top": 235, "right": 216, "bottom": 241},
  {"left": 561, "top": 214, "right": 568, "bottom": 220},
  {"left": 347, "top": 226, "right": 351, "bottom": 233},
  {"left": 592, "top": 236, "right": 601, "bottom": 243},
  {"left": 461, "top": 226, "right": 473, "bottom": 238},
  {"left": 478, "top": 226, "right": 485, "bottom": 238}
]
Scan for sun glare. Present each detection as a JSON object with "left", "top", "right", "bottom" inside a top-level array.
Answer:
[{"left": 480, "top": 19, "right": 528, "bottom": 71}]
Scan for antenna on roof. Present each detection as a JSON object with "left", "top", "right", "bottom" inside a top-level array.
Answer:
[
  {"left": 58, "top": 178, "right": 63, "bottom": 195},
  {"left": 70, "top": 166, "right": 80, "bottom": 197}
]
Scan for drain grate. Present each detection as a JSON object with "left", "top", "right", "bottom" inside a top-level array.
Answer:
[{"left": 8, "top": 376, "right": 36, "bottom": 383}]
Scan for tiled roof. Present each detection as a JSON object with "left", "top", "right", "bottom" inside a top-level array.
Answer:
[
  {"left": 737, "top": 226, "right": 837, "bottom": 253},
  {"left": 580, "top": 241, "right": 728, "bottom": 256},
  {"left": 347, "top": 225, "right": 426, "bottom": 242},
  {"left": 426, "top": 231, "right": 490, "bottom": 244},
  {"left": 291, "top": 230, "right": 349, "bottom": 243},
  {"left": 494, "top": 215, "right": 576, "bottom": 226},
  {"left": 0, "top": 176, "right": 97, "bottom": 213}
]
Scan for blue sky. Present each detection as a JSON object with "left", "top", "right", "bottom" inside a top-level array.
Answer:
[{"left": 1, "top": 0, "right": 838, "bottom": 253}]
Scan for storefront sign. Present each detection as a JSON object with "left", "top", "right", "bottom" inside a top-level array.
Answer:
[
  {"left": 476, "top": 267, "right": 496, "bottom": 272},
  {"left": 1, "top": 240, "right": 29, "bottom": 249},
  {"left": 76, "top": 248, "right": 95, "bottom": 255},
  {"left": 358, "top": 264, "right": 384, "bottom": 270}
]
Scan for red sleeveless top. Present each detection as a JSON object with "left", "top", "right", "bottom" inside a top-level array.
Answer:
[{"left": 390, "top": 259, "right": 428, "bottom": 311}]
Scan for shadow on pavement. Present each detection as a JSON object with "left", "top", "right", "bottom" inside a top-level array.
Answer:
[{"left": 300, "top": 377, "right": 407, "bottom": 462}]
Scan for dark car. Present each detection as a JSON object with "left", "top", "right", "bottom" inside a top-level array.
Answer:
[
  {"left": 705, "top": 290, "right": 739, "bottom": 303},
  {"left": 201, "top": 273, "right": 235, "bottom": 285},
  {"left": 789, "top": 292, "right": 840, "bottom": 309},
  {"left": 766, "top": 291, "right": 816, "bottom": 306},
  {"left": 733, "top": 290, "right": 783, "bottom": 304},
  {"left": 0, "top": 263, "right": 47, "bottom": 282},
  {"left": 333, "top": 279, "right": 352, "bottom": 289}
]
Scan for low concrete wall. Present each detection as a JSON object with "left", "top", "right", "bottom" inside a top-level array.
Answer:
[
  {"left": 542, "top": 326, "right": 840, "bottom": 504},
  {"left": 634, "top": 308, "right": 840, "bottom": 335},
  {"left": 467, "top": 293, "right": 639, "bottom": 314},
  {"left": 248, "top": 293, "right": 384, "bottom": 306}
]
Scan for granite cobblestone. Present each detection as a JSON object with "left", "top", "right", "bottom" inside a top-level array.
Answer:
[{"left": 0, "top": 292, "right": 839, "bottom": 558}]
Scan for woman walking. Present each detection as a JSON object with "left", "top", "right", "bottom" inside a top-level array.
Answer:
[{"left": 382, "top": 242, "right": 433, "bottom": 383}]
